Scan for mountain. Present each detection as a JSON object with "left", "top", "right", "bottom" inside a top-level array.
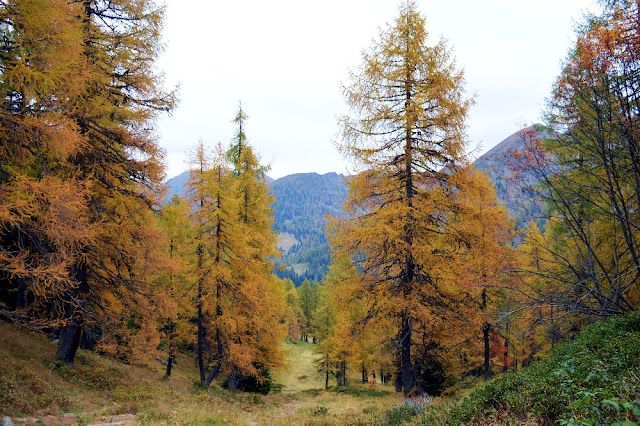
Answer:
[
  {"left": 473, "top": 125, "right": 550, "bottom": 229},
  {"left": 270, "top": 172, "right": 348, "bottom": 285},
  {"left": 165, "top": 170, "right": 189, "bottom": 202},
  {"left": 165, "top": 171, "right": 274, "bottom": 202}
]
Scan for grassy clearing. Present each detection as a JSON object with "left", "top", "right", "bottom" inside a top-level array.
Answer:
[
  {"left": 0, "top": 322, "right": 403, "bottom": 425},
  {"left": 273, "top": 341, "right": 323, "bottom": 392},
  {"left": 276, "top": 232, "right": 299, "bottom": 253},
  {"left": 292, "top": 263, "right": 309, "bottom": 275}
]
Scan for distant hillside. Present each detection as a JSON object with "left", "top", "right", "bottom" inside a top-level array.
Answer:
[
  {"left": 270, "top": 172, "right": 348, "bottom": 285},
  {"left": 164, "top": 170, "right": 348, "bottom": 286},
  {"left": 165, "top": 171, "right": 273, "bottom": 202},
  {"left": 473, "top": 125, "right": 550, "bottom": 229},
  {"left": 165, "top": 170, "right": 189, "bottom": 201}
]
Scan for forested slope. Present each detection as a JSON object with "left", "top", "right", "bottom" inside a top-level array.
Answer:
[{"left": 412, "top": 311, "right": 640, "bottom": 425}]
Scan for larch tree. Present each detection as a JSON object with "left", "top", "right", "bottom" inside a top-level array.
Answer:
[
  {"left": 298, "top": 279, "right": 314, "bottom": 341},
  {"left": 223, "top": 103, "right": 286, "bottom": 390},
  {"left": 505, "top": 0, "right": 640, "bottom": 335},
  {"left": 54, "top": 0, "right": 175, "bottom": 366},
  {"left": 203, "top": 143, "right": 242, "bottom": 386},
  {"left": 447, "top": 167, "right": 517, "bottom": 381},
  {"left": 313, "top": 280, "right": 336, "bottom": 389},
  {"left": 154, "top": 195, "right": 194, "bottom": 378},
  {"left": 185, "top": 140, "right": 215, "bottom": 383},
  {"left": 331, "top": 1, "right": 472, "bottom": 395},
  {"left": 0, "top": 0, "right": 175, "bottom": 367},
  {"left": 0, "top": 0, "right": 90, "bottom": 326}
]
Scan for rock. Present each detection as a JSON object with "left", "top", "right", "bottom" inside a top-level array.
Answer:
[
  {"left": 62, "top": 414, "right": 75, "bottom": 418},
  {"left": 2, "top": 416, "right": 13, "bottom": 426}
]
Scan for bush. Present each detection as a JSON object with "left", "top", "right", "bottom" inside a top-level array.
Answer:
[
  {"left": 384, "top": 396, "right": 432, "bottom": 425},
  {"left": 312, "top": 405, "right": 329, "bottom": 416}
]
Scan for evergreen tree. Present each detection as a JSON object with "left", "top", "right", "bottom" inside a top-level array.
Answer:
[
  {"left": 224, "top": 103, "right": 286, "bottom": 390},
  {"left": 331, "top": 1, "right": 472, "bottom": 394}
]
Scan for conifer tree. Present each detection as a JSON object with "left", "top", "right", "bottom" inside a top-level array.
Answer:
[
  {"left": 52, "top": 0, "right": 175, "bottom": 366},
  {"left": 332, "top": 1, "right": 472, "bottom": 395},
  {"left": 155, "top": 195, "right": 194, "bottom": 377},
  {"left": 186, "top": 141, "right": 213, "bottom": 382},
  {"left": 222, "top": 104, "right": 286, "bottom": 390},
  {"left": 0, "top": 0, "right": 90, "bottom": 325},
  {"left": 0, "top": 0, "right": 175, "bottom": 366},
  {"left": 298, "top": 279, "right": 314, "bottom": 341}
]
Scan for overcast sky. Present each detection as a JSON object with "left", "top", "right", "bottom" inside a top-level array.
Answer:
[{"left": 156, "top": 0, "right": 597, "bottom": 180}]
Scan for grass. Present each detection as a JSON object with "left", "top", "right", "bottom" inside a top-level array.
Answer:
[
  {"left": 0, "top": 322, "right": 402, "bottom": 425},
  {"left": 273, "top": 341, "right": 323, "bottom": 392},
  {"left": 9, "top": 313, "right": 638, "bottom": 425},
  {"left": 292, "top": 263, "right": 309, "bottom": 274},
  {"left": 276, "top": 232, "right": 299, "bottom": 253}
]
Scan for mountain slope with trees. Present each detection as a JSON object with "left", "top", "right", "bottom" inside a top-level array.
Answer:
[
  {"left": 165, "top": 171, "right": 348, "bottom": 285},
  {"left": 474, "top": 125, "right": 553, "bottom": 229}
]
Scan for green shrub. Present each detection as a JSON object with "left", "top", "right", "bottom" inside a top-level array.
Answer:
[
  {"left": 312, "top": 405, "right": 329, "bottom": 416},
  {"left": 419, "top": 311, "right": 640, "bottom": 425}
]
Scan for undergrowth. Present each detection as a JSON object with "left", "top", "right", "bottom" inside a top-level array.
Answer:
[{"left": 418, "top": 310, "right": 640, "bottom": 425}]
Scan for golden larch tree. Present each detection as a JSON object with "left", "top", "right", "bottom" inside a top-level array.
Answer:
[{"left": 331, "top": 1, "right": 472, "bottom": 394}]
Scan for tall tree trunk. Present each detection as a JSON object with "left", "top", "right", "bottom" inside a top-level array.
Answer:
[
  {"left": 483, "top": 322, "right": 491, "bottom": 381},
  {"left": 342, "top": 361, "right": 347, "bottom": 386},
  {"left": 56, "top": 264, "right": 86, "bottom": 366},
  {"left": 16, "top": 278, "right": 26, "bottom": 309},
  {"left": 57, "top": 321, "right": 82, "bottom": 366},
  {"left": 503, "top": 336, "right": 509, "bottom": 373},
  {"left": 197, "top": 275, "right": 205, "bottom": 383},
  {"left": 204, "top": 359, "right": 223, "bottom": 387},
  {"left": 362, "top": 362, "right": 366, "bottom": 383},
  {"left": 395, "top": 348, "right": 403, "bottom": 393},
  {"left": 325, "top": 368, "right": 329, "bottom": 390},
  {"left": 165, "top": 345, "right": 174, "bottom": 378},
  {"left": 400, "top": 313, "right": 415, "bottom": 395}
]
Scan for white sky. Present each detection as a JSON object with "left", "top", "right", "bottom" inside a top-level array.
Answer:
[{"left": 156, "top": 0, "right": 597, "bottom": 180}]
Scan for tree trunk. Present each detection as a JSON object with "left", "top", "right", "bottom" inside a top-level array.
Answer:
[
  {"left": 197, "top": 293, "right": 205, "bottom": 383},
  {"left": 16, "top": 278, "right": 27, "bottom": 309},
  {"left": 483, "top": 322, "right": 491, "bottom": 381},
  {"left": 204, "top": 360, "right": 222, "bottom": 387},
  {"left": 56, "top": 264, "right": 86, "bottom": 367},
  {"left": 395, "top": 351, "right": 403, "bottom": 393},
  {"left": 401, "top": 314, "right": 415, "bottom": 395},
  {"left": 503, "top": 337, "right": 509, "bottom": 373},
  {"left": 362, "top": 362, "right": 366, "bottom": 383},
  {"left": 57, "top": 321, "right": 82, "bottom": 366},
  {"left": 165, "top": 349, "right": 174, "bottom": 378},
  {"left": 325, "top": 369, "right": 329, "bottom": 389}
]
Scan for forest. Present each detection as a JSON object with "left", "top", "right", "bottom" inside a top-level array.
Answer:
[{"left": 1, "top": 0, "right": 639, "bottom": 424}]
